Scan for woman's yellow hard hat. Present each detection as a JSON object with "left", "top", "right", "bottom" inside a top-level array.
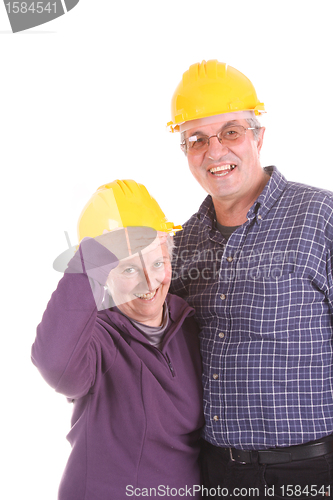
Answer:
[
  {"left": 77, "top": 179, "right": 182, "bottom": 242},
  {"left": 167, "top": 60, "right": 265, "bottom": 132}
]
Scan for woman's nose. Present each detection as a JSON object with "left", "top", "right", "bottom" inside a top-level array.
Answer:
[
  {"left": 141, "top": 268, "right": 163, "bottom": 292},
  {"left": 142, "top": 268, "right": 154, "bottom": 291}
]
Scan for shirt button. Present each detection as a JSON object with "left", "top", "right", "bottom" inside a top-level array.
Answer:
[
  {"left": 218, "top": 332, "right": 225, "bottom": 338},
  {"left": 213, "top": 374, "right": 219, "bottom": 380},
  {"left": 213, "top": 415, "right": 219, "bottom": 421},
  {"left": 226, "top": 256, "right": 233, "bottom": 263},
  {"left": 257, "top": 215, "right": 262, "bottom": 220},
  {"left": 220, "top": 294, "right": 226, "bottom": 300}
]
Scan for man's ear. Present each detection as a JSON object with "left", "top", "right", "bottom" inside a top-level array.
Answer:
[{"left": 257, "top": 127, "right": 265, "bottom": 154}]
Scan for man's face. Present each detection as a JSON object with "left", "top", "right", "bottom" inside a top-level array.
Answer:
[
  {"left": 183, "top": 116, "right": 265, "bottom": 205},
  {"left": 106, "top": 236, "right": 171, "bottom": 327}
]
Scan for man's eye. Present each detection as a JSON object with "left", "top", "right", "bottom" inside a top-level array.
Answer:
[
  {"left": 188, "top": 136, "right": 207, "bottom": 147},
  {"left": 222, "top": 127, "right": 241, "bottom": 140}
]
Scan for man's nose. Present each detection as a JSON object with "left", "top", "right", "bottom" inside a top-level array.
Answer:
[{"left": 206, "top": 135, "right": 229, "bottom": 159}]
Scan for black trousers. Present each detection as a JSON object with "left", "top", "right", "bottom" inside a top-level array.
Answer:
[{"left": 201, "top": 440, "right": 333, "bottom": 500}]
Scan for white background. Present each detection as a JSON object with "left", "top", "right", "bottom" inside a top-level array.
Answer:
[{"left": 1, "top": 1, "right": 333, "bottom": 498}]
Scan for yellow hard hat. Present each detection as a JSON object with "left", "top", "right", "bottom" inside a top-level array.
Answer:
[
  {"left": 167, "top": 60, "right": 265, "bottom": 132},
  {"left": 77, "top": 179, "right": 182, "bottom": 242}
]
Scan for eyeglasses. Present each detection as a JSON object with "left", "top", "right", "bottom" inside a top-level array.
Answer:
[{"left": 181, "top": 125, "right": 259, "bottom": 155}]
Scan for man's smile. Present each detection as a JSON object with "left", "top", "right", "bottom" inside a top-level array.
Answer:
[{"left": 208, "top": 164, "right": 236, "bottom": 176}]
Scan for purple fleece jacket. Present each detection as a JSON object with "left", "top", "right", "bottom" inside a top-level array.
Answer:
[{"left": 31, "top": 266, "right": 204, "bottom": 499}]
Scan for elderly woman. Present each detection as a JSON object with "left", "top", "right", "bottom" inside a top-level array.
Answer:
[{"left": 31, "top": 180, "right": 204, "bottom": 500}]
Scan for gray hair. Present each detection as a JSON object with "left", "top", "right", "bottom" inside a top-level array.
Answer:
[
  {"left": 165, "top": 234, "right": 175, "bottom": 260},
  {"left": 245, "top": 117, "right": 262, "bottom": 141}
]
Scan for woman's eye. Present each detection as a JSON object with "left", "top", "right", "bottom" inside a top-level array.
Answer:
[
  {"left": 124, "top": 267, "right": 136, "bottom": 274},
  {"left": 154, "top": 261, "right": 164, "bottom": 269}
]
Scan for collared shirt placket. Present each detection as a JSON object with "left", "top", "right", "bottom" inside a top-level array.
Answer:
[{"left": 209, "top": 216, "right": 259, "bottom": 443}]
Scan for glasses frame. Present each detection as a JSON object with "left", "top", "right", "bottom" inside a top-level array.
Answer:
[{"left": 181, "top": 126, "right": 259, "bottom": 155}]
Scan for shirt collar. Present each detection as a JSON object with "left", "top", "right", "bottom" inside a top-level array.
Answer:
[
  {"left": 196, "top": 166, "right": 288, "bottom": 225},
  {"left": 196, "top": 196, "right": 217, "bottom": 228},
  {"left": 247, "top": 166, "right": 288, "bottom": 222}
]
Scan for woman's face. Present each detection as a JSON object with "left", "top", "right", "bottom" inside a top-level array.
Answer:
[{"left": 106, "top": 236, "right": 172, "bottom": 327}]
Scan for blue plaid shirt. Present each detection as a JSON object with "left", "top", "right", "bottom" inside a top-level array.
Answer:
[{"left": 170, "top": 166, "right": 333, "bottom": 450}]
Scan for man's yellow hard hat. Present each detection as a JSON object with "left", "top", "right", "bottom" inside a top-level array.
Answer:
[
  {"left": 77, "top": 179, "right": 182, "bottom": 242},
  {"left": 167, "top": 60, "right": 265, "bottom": 132}
]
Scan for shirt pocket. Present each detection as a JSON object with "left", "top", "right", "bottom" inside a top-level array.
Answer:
[{"left": 234, "top": 272, "right": 327, "bottom": 340}]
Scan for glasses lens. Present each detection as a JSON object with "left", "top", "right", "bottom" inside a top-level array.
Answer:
[
  {"left": 186, "top": 135, "right": 208, "bottom": 154},
  {"left": 220, "top": 125, "right": 246, "bottom": 143}
]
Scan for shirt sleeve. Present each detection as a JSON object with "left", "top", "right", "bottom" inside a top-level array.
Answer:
[{"left": 31, "top": 241, "right": 118, "bottom": 399}]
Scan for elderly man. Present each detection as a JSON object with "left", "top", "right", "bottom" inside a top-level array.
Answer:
[{"left": 168, "top": 60, "right": 333, "bottom": 497}]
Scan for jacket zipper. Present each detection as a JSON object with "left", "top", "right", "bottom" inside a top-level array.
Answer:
[{"left": 165, "top": 353, "right": 175, "bottom": 377}]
